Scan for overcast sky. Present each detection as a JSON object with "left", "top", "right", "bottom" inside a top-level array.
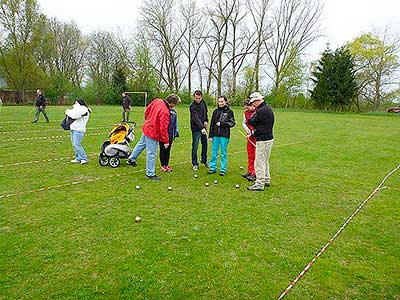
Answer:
[{"left": 37, "top": 0, "right": 400, "bottom": 59}]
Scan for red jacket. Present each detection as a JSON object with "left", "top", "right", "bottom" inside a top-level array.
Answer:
[{"left": 142, "top": 98, "right": 170, "bottom": 143}]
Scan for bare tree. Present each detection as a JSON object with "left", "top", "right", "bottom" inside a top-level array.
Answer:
[
  {"left": 141, "top": 0, "right": 186, "bottom": 92},
  {"left": 180, "top": 0, "right": 207, "bottom": 96},
  {"left": 247, "top": 0, "right": 272, "bottom": 91},
  {"left": 264, "top": 0, "right": 322, "bottom": 91}
]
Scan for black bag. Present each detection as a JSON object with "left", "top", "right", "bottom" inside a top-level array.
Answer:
[{"left": 60, "top": 115, "right": 75, "bottom": 130}]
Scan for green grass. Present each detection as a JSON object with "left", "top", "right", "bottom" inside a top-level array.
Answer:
[{"left": 0, "top": 105, "right": 399, "bottom": 300}]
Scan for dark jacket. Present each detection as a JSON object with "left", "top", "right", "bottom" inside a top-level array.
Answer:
[
  {"left": 122, "top": 95, "right": 131, "bottom": 109},
  {"left": 209, "top": 105, "right": 235, "bottom": 138},
  {"left": 248, "top": 101, "right": 274, "bottom": 141},
  {"left": 168, "top": 109, "right": 179, "bottom": 142},
  {"left": 189, "top": 100, "right": 208, "bottom": 132},
  {"left": 35, "top": 94, "right": 46, "bottom": 108}
]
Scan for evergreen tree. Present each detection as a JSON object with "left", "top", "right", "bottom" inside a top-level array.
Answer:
[
  {"left": 310, "top": 49, "right": 335, "bottom": 109},
  {"left": 310, "top": 47, "right": 358, "bottom": 110}
]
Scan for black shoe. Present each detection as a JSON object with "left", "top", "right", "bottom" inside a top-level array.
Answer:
[
  {"left": 31, "top": 121, "right": 37, "bottom": 123},
  {"left": 219, "top": 172, "right": 225, "bottom": 176},
  {"left": 46, "top": 120, "right": 49, "bottom": 123},
  {"left": 127, "top": 159, "right": 137, "bottom": 167},
  {"left": 146, "top": 175, "right": 161, "bottom": 181},
  {"left": 207, "top": 170, "right": 216, "bottom": 174},
  {"left": 247, "top": 175, "right": 256, "bottom": 181},
  {"left": 265, "top": 183, "right": 270, "bottom": 187},
  {"left": 242, "top": 172, "right": 250, "bottom": 179}
]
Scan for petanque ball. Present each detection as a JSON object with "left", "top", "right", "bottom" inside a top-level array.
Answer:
[
  {"left": 168, "top": 186, "right": 173, "bottom": 191},
  {"left": 235, "top": 184, "right": 240, "bottom": 189},
  {"left": 240, "top": 166, "right": 244, "bottom": 170},
  {"left": 135, "top": 185, "right": 141, "bottom": 190},
  {"left": 194, "top": 174, "right": 198, "bottom": 178},
  {"left": 213, "top": 179, "right": 218, "bottom": 184},
  {"left": 135, "top": 216, "right": 141, "bottom": 223},
  {"left": 205, "top": 182, "right": 209, "bottom": 187}
]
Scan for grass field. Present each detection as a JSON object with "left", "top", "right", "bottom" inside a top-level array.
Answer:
[{"left": 0, "top": 105, "right": 399, "bottom": 300}]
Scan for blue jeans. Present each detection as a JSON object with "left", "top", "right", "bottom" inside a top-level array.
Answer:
[
  {"left": 70, "top": 130, "right": 87, "bottom": 161},
  {"left": 191, "top": 130, "right": 208, "bottom": 166},
  {"left": 129, "top": 133, "right": 158, "bottom": 176},
  {"left": 209, "top": 136, "right": 229, "bottom": 173}
]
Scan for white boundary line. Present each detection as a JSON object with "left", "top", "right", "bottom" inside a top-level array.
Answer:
[
  {"left": 0, "top": 132, "right": 105, "bottom": 142},
  {"left": 277, "top": 163, "right": 400, "bottom": 299},
  {"left": 0, "top": 127, "right": 111, "bottom": 134}
]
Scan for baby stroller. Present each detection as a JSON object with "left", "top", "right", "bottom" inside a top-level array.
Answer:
[{"left": 99, "top": 121, "right": 135, "bottom": 168}]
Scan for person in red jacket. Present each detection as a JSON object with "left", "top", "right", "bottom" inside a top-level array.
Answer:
[
  {"left": 127, "top": 94, "right": 181, "bottom": 180},
  {"left": 242, "top": 98, "right": 257, "bottom": 181}
]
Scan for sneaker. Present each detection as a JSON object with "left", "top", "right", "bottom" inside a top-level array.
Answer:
[
  {"left": 247, "top": 184, "right": 264, "bottom": 191},
  {"left": 192, "top": 165, "right": 198, "bottom": 171},
  {"left": 219, "top": 172, "right": 225, "bottom": 176},
  {"left": 146, "top": 175, "right": 161, "bottom": 181},
  {"left": 265, "top": 183, "right": 270, "bottom": 187},
  {"left": 242, "top": 172, "right": 251, "bottom": 179},
  {"left": 127, "top": 159, "right": 137, "bottom": 167},
  {"left": 160, "top": 166, "right": 169, "bottom": 172},
  {"left": 70, "top": 159, "right": 80, "bottom": 163},
  {"left": 201, "top": 161, "right": 209, "bottom": 168},
  {"left": 207, "top": 170, "right": 216, "bottom": 174},
  {"left": 247, "top": 175, "right": 256, "bottom": 181},
  {"left": 31, "top": 120, "right": 37, "bottom": 123},
  {"left": 80, "top": 160, "right": 88, "bottom": 165}
]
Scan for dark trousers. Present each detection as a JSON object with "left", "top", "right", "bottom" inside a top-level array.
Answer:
[
  {"left": 191, "top": 130, "right": 208, "bottom": 166},
  {"left": 159, "top": 141, "right": 173, "bottom": 166}
]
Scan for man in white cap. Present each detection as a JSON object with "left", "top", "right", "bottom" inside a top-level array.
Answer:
[{"left": 246, "top": 91, "right": 274, "bottom": 191}]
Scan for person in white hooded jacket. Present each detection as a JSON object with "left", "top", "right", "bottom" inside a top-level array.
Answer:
[{"left": 65, "top": 99, "right": 91, "bottom": 164}]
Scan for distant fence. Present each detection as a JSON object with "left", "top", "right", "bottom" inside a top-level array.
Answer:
[{"left": 0, "top": 89, "right": 37, "bottom": 104}]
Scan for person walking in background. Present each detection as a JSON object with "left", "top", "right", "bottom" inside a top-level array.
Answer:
[
  {"left": 159, "top": 107, "right": 179, "bottom": 172},
  {"left": 122, "top": 92, "right": 131, "bottom": 122},
  {"left": 32, "top": 89, "right": 49, "bottom": 123},
  {"left": 65, "top": 100, "right": 91, "bottom": 165},
  {"left": 242, "top": 98, "right": 257, "bottom": 182},
  {"left": 190, "top": 90, "right": 209, "bottom": 171},
  {"left": 208, "top": 95, "right": 235, "bottom": 176},
  {"left": 247, "top": 92, "right": 275, "bottom": 191},
  {"left": 127, "top": 94, "right": 181, "bottom": 181}
]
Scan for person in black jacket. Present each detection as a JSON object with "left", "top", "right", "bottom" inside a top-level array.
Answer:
[
  {"left": 246, "top": 92, "right": 274, "bottom": 191},
  {"left": 189, "top": 90, "right": 209, "bottom": 171},
  {"left": 122, "top": 92, "right": 132, "bottom": 122},
  {"left": 32, "top": 89, "right": 49, "bottom": 123},
  {"left": 207, "top": 95, "right": 235, "bottom": 176}
]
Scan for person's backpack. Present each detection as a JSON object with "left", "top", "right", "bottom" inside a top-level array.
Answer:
[{"left": 60, "top": 115, "right": 75, "bottom": 130}]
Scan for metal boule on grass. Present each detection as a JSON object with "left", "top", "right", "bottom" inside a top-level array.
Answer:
[
  {"left": 135, "top": 216, "right": 141, "bottom": 223},
  {"left": 235, "top": 184, "right": 240, "bottom": 189},
  {"left": 213, "top": 179, "right": 218, "bottom": 184},
  {"left": 205, "top": 182, "right": 209, "bottom": 187},
  {"left": 194, "top": 174, "right": 198, "bottom": 178},
  {"left": 135, "top": 185, "right": 141, "bottom": 190},
  {"left": 240, "top": 166, "right": 244, "bottom": 170},
  {"left": 168, "top": 186, "right": 173, "bottom": 191}
]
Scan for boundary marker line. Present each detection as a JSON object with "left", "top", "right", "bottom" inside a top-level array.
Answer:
[{"left": 277, "top": 163, "right": 400, "bottom": 299}]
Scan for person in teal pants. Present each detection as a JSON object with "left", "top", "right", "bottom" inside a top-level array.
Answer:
[{"left": 207, "top": 95, "right": 235, "bottom": 176}]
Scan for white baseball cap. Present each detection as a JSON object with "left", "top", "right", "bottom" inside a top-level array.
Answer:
[{"left": 248, "top": 92, "right": 264, "bottom": 103}]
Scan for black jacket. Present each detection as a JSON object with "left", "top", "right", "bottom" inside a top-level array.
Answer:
[
  {"left": 248, "top": 101, "right": 274, "bottom": 141},
  {"left": 122, "top": 95, "right": 131, "bottom": 109},
  {"left": 189, "top": 100, "right": 208, "bottom": 132},
  {"left": 35, "top": 94, "right": 46, "bottom": 108},
  {"left": 209, "top": 105, "right": 235, "bottom": 138}
]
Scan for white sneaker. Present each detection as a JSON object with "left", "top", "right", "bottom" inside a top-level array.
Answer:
[
  {"left": 80, "top": 160, "right": 88, "bottom": 165},
  {"left": 192, "top": 165, "right": 198, "bottom": 171},
  {"left": 71, "top": 159, "right": 80, "bottom": 163}
]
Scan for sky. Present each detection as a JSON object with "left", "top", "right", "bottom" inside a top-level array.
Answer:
[{"left": 37, "top": 0, "right": 400, "bottom": 60}]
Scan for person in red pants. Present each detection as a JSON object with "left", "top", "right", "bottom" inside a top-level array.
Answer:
[{"left": 242, "top": 98, "right": 257, "bottom": 181}]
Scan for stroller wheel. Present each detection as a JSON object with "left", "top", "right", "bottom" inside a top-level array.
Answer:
[
  {"left": 99, "top": 154, "right": 109, "bottom": 166},
  {"left": 109, "top": 156, "right": 120, "bottom": 168}
]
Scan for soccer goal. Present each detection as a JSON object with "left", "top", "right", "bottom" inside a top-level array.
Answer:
[{"left": 125, "top": 91, "right": 148, "bottom": 107}]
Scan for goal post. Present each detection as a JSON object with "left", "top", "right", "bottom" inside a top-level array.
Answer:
[{"left": 124, "top": 91, "right": 148, "bottom": 107}]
